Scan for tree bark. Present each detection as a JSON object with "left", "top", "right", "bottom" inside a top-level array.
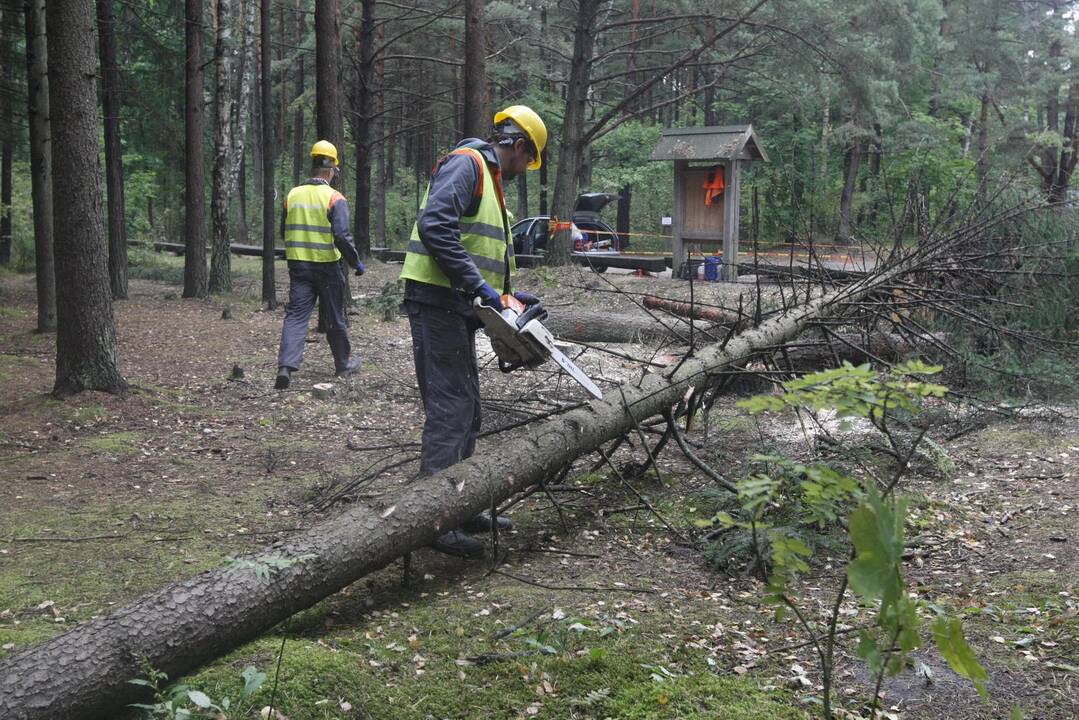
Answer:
[
  {"left": 25, "top": 0, "right": 55, "bottom": 332},
  {"left": 183, "top": 0, "right": 208, "bottom": 298},
  {"left": 350, "top": 0, "right": 376, "bottom": 260},
  {"left": 291, "top": 0, "right": 305, "bottom": 186},
  {"left": 641, "top": 295, "right": 739, "bottom": 324},
  {"left": 461, "top": 0, "right": 487, "bottom": 139},
  {"left": 46, "top": 0, "right": 126, "bottom": 396},
  {"left": 545, "top": 308, "right": 699, "bottom": 344},
  {"left": 548, "top": 0, "right": 600, "bottom": 265},
  {"left": 97, "top": 0, "right": 127, "bottom": 299},
  {"left": 975, "top": 92, "right": 990, "bottom": 207},
  {"left": 0, "top": 258, "right": 909, "bottom": 718},
  {"left": 0, "top": 7, "right": 14, "bottom": 267},
  {"left": 260, "top": 0, "right": 275, "bottom": 308},
  {"left": 314, "top": 0, "right": 343, "bottom": 152},
  {"left": 616, "top": 184, "right": 630, "bottom": 248},
  {"left": 836, "top": 134, "right": 863, "bottom": 244},
  {"left": 516, "top": 172, "right": 528, "bottom": 220},
  {"left": 209, "top": 0, "right": 238, "bottom": 294}
]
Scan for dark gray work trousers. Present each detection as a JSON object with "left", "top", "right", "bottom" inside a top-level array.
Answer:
[
  {"left": 277, "top": 262, "right": 352, "bottom": 371},
  {"left": 406, "top": 300, "right": 482, "bottom": 477}
]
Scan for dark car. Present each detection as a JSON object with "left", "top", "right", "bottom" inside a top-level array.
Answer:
[{"left": 511, "top": 193, "right": 625, "bottom": 256}]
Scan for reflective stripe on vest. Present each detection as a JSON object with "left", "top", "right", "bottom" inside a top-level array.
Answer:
[
  {"left": 283, "top": 183, "right": 342, "bottom": 263},
  {"left": 399, "top": 147, "right": 515, "bottom": 292}
]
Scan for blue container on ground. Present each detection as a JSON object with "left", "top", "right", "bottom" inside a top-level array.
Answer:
[{"left": 704, "top": 255, "right": 722, "bottom": 282}]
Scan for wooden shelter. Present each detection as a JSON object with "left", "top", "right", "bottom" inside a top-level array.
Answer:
[{"left": 650, "top": 125, "right": 768, "bottom": 281}]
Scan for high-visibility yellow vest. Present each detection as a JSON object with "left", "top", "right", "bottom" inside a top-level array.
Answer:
[
  {"left": 399, "top": 147, "right": 515, "bottom": 292},
  {"left": 283, "top": 183, "right": 345, "bottom": 263}
]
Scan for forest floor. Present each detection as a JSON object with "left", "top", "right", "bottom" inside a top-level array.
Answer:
[{"left": 0, "top": 255, "right": 1075, "bottom": 720}]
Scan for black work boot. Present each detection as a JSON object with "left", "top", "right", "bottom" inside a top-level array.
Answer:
[
  {"left": 335, "top": 357, "right": 361, "bottom": 378},
  {"left": 429, "top": 530, "right": 484, "bottom": 559},
  {"left": 274, "top": 366, "right": 292, "bottom": 390},
  {"left": 462, "top": 512, "right": 514, "bottom": 534}
]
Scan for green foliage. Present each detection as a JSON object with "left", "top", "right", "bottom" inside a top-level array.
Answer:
[
  {"left": 738, "top": 361, "right": 947, "bottom": 426},
  {"left": 933, "top": 617, "right": 989, "bottom": 697},
  {"left": 709, "top": 363, "right": 987, "bottom": 715},
  {"left": 363, "top": 281, "right": 403, "bottom": 322},
  {"left": 130, "top": 663, "right": 266, "bottom": 719}
]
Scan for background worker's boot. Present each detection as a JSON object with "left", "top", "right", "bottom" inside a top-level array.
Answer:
[
  {"left": 462, "top": 512, "right": 514, "bottom": 533},
  {"left": 429, "top": 530, "right": 484, "bottom": 559},
  {"left": 274, "top": 366, "right": 292, "bottom": 390},
  {"left": 328, "top": 333, "right": 359, "bottom": 377},
  {"left": 335, "top": 357, "right": 361, "bottom": 378}
]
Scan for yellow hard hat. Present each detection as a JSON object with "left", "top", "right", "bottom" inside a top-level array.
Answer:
[
  {"left": 493, "top": 105, "right": 547, "bottom": 170},
  {"left": 310, "top": 140, "right": 339, "bottom": 167}
]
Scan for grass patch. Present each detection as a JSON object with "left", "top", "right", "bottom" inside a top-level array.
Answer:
[
  {"left": 177, "top": 583, "right": 807, "bottom": 720},
  {"left": 72, "top": 403, "right": 109, "bottom": 424},
  {"left": 969, "top": 424, "right": 1076, "bottom": 454},
  {"left": 81, "top": 430, "right": 140, "bottom": 453}
]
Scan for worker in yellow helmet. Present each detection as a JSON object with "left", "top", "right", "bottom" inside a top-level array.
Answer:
[
  {"left": 274, "top": 141, "right": 364, "bottom": 390},
  {"left": 399, "top": 104, "right": 548, "bottom": 558}
]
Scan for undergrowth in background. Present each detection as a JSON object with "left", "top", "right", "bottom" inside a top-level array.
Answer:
[{"left": 945, "top": 205, "right": 1079, "bottom": 399}]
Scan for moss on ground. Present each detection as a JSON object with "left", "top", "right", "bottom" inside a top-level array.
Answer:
[
  {"left": 81, "top": 430, "right": 141, "bottom": 453},
  {"left": 174, "top": 585, "right": 807, "bottom": 720}
]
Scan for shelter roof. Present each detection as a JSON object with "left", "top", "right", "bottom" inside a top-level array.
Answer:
[{"left": 649, "top": 125, "right": 768, "bottom": 162}]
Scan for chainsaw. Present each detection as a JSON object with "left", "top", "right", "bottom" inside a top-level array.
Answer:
[{"left": 474, "top": 295, "right": 604, "bottom": 400}]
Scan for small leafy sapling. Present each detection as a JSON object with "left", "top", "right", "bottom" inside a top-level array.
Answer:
[{"left": 703, "top": 362, "right": 985, "bottom": 718}]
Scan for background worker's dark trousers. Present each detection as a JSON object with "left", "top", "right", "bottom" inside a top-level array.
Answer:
[
  {"left": 278, "top": 262, "right": 352, "bottom": 371},
  {"left": 406, "top": 301, "right": 482, "bottom": 476}
]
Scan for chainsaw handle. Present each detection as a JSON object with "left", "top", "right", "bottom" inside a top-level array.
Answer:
[{"left": 501, "top": 294, "right": 527, "bottom": 313}]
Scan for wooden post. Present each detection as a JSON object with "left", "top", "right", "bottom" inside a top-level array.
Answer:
[
  {"left": 722, "top": 159, "right": 740, "bottom": 281},
  {"left": 672, "top": 160, "right": 687, "bottom": 277}
]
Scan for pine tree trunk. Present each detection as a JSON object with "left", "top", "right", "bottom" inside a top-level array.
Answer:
[
  {"left": 183, "top": 0, "right": 208, "bottom": 298},
  {"left": 548, "top": 0, "right": 599, "bottom": 265},
  {"left": 46, "top": 0, "right": 126, "bottom": 396},
  {"left": 0, "top": 259, "right": 912, "bottom": 718},
  {"left": 0, "top": 8, "right": 14, "bottom": 267},
  {"left": 462, "top": 0, "right": 487, "bottom": 139},
  {"left": 836, "top": 135, "right": 862, "bottom": 244},
  {"left": 209, "top": 0, "right": 237, "bottom": 294},
  {"left": 616, "top": 184, "right": 631, "bottom": 248},
  {"left": 1052, "top": 80, "right": 1078, "bottom": 204},
  {"left": 351, "top": 0, "right": 376, "bottom": 260},
  {"left": 291, "top": 0, "right": 305, "bottom": 186},
  {"left": 231, "top": 0, "right": 257, "bottom": 247},
  {"left": 97, "top": 0, "right": 127, "bottom": 299},
  {"left": 260, "top": 0, "right": 275, "bottom": 308},
  {"left": 314, "top": 0, "right": 343, "bottom": 152},
  {"left": 25, "top": 0, "right": 55, "bottom": 332},
  {"left": 516, "top": 172, "right": 528, "bottom": 220},
  {"left": 975, "top": 92, "right": 990, "bottom": 207}
]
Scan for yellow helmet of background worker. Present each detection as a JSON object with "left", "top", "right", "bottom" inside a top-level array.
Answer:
[
  {"left": 310, "top": 140, "right": 340, "bottom": 168},
  {"left": 493, "top": 105, "right": 547, "bottom": 171}
]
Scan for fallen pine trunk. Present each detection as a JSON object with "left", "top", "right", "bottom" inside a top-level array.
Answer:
[
  {"left": 545, "top": 308, "right": 696, "bottom": 344},
  {"left": 777, "top": 331, "right": 948, "bottom": 369},
  {"left": 641, "top": 295, "right": 740, "bottom": 324},
  {"left": 0, "top": 267, "right": 905, "bottom": 719}
]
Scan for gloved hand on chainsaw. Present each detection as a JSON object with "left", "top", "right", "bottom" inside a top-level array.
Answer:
[
  {"left": 512, "top": 291, "right": 541, "bottom": 306},
  {"left": 475, "top": 283, "right": 503, "bottom": 311}
]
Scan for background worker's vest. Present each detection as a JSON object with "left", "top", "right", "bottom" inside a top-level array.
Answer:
[
  {"left": 283, "top": 183, "right": 343, "bottom": 263},
  {"left": 399, "top": 146, "right": 515, "bottom": 292}
]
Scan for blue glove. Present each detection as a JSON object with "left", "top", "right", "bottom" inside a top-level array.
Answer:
[
  {"left": 476, "top": 283, "right": 503, "bottom": 311},
  {"left": 513, "top": 291, "right": 540, "bottom": 306},
  {"left": 354, "top": 260, "right": 365, "bottom": 277}
]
